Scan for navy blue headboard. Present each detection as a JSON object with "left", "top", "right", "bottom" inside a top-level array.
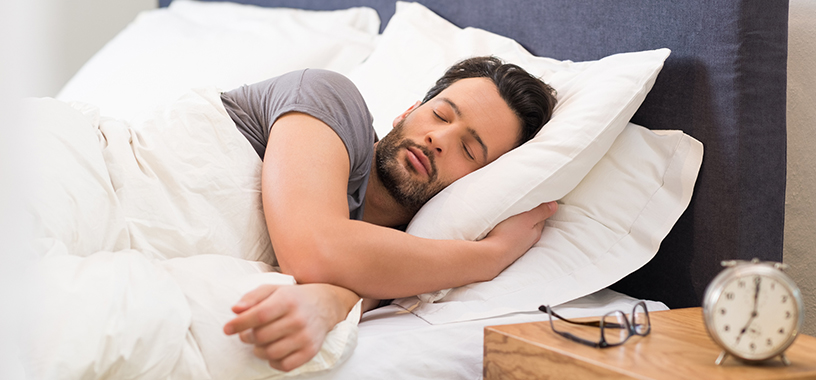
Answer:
[{"left": 160, "top": 0, "right": 789, "bottom": 309}]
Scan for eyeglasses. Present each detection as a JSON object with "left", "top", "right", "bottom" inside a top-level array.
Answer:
[{"left": 538, "top": 301, "right": 651, "bottom": 348}]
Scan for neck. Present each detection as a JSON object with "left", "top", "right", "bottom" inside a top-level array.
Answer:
[{"left": 362, "top": 152, "right": 414, "bottom": 228}]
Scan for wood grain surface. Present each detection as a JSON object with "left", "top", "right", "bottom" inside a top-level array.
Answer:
[{"left": 484, "top": 307, "right": 816, "bottom": 380}]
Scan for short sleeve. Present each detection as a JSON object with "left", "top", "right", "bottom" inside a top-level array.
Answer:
[{"left": 220, "top": 69, "right": 376, "bottom": 220}]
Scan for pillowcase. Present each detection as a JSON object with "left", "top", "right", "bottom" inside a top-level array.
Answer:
[
  {"left": 347, "top": 2, "right": 671, "bottom": 311},
  {"left": 56, "top": 0, "right": 380, "bottom": 121},
  {"left": 395, "top": 123, "right": 703, "bottom": 323}
]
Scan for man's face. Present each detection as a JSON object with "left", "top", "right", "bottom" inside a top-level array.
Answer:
[{"left": 374, "top": 77, "right": 522, "bottom": 212}]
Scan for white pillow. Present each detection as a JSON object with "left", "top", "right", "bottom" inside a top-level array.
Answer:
[
  {"left": 57, "top": 0, "right": 381, "bottom": 121},
  {"left": 395, "top": 123, "right": 703, "bottom": 323},
  {"left": 347, "top": 2, "right": 670, "bottom": 308}
]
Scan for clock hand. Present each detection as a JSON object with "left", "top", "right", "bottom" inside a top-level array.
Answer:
[
  {"left": 736, "top": 276, "right": 762, "bottom": 344},
  {"left": 752, "top": 276, "right": 761, "bottom": 314},
  {"left": 735, "top": 320, "right": 753, "bottom": 344}
]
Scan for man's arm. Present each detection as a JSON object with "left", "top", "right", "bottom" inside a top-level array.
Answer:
[
  {"left": 224, "top": 111, "right": 553, "bottom": 370},
  {"left": 224, "top": 283, "right": 362, "bottom": 372},
  {"left": 264, "top": 112, "right": 554, "bottom": 300}
]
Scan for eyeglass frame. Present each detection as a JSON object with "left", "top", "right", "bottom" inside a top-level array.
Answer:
[{"left": 537, "top": 301, "right": 651, "bottom": 348}]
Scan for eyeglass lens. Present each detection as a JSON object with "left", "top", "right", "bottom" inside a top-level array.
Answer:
[
  {"left": 602, "top": 311, "right": 629, "bottom": 345},
  {"left": 632, "top": 302, "right": 650, "bottom": 335}
]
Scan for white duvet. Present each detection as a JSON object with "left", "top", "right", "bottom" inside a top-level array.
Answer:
[{"left": 21, "top": 91, "right": 361, "bottom": 379}]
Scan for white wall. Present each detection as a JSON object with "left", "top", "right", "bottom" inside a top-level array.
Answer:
[
  {"left": 15, "top": 0, "right": 157, "bottom": 98},
  {"left": 0, "top": 1, "right": 39, "bottom": 374},
  {"left": 0, "top": 1, "right": 154, "bottom": 378},
  {"left": 785, "top": 0, "right": 816, "bottom": 337}
]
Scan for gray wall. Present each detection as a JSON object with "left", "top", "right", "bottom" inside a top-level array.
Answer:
[{"left": 785, "top": 0, "right": 816, "bottom": 337}]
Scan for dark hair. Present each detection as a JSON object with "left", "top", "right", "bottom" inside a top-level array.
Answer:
[{"left": 422, "top": 56, "right": 557, "bottom": 147}]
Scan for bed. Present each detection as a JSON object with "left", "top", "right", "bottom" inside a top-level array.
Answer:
[{"left": 23, "top": 0, "right": 788, "bottom": 378}]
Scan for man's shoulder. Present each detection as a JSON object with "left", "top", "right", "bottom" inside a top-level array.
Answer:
[
  {"left": 298, "top": 69, "right": 362, "bottom": 97},
  {"left": 300, "top": 68, "right": 350, "bottom": 82},
  {"left": 296, "top": 69, "right": 374, "bottom": 133}
]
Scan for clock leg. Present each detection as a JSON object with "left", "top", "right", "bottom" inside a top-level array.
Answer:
[
  {"left": 780, "top": 354, "right": 791, "bottom": 366},
  {"left": 715, "top": 351, "right": 729, "bottom": 365}
]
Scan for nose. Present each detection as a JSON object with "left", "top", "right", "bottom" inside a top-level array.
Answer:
[{"left": 424, "top": 126, "right": 453, "bottom": 157}]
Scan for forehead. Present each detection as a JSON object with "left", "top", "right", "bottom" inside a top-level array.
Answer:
[{"left": 430, "top": 77, "right": 521, "bottom": 161}]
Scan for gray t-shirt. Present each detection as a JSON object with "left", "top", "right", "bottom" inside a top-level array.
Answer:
[{"left": 220, "top": 69, "right": 376, "bottom": 220}]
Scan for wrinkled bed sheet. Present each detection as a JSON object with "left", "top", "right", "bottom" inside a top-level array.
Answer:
[{"left": 20, "top": 91, "right": 360, "bottom": 380}]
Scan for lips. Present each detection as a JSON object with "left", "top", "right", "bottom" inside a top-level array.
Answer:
[{"left": 406, "top": 146, "right": 431, "bottom": 176}]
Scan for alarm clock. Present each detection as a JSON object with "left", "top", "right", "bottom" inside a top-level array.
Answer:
[{"left": 702, "top": 259, "right": 805, "bottom": 365}]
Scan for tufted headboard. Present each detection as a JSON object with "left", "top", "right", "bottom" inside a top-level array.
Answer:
[{"left": 159, "top": 0, "right": 789, "bottom": 309}]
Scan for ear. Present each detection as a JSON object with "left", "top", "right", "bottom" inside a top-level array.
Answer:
[{"left": 392, "top": 101, "right": 422, "bottom": 128}]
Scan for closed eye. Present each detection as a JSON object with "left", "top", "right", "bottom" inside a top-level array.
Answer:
[
  {"left": 463, "top": 143, "right": 474, "bottom": 160},
  {"left": 433, "top": 111, "right": 448, "bottom": 123}
]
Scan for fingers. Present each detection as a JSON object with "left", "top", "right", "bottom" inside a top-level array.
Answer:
[
  {"left": 232, "top": 284, "right": 280, "bottom": 313},
  {"left": 274, "top": 347, "right": 321, "bottom": 372},
  {"left": 537, "top": 201, "right": 559, "bottom": 219},
  {"left": 533, "top": 201, "right": 558, "bottom": 228},
  {"left": 264, "top": 342, "right": 321, "bottom": 372},
  {"left": 252, "top": 331, "right": 319, "bottom": 362},
  {"left": 518, "top": 201, "right": 558, "bottom": 228},
  {"left": 239, "top": 329, "right": 256, "bottom": 344},
  {"left": 524, "top": 202, "right": 558, "bottom": 246},
  {"left": 547, "top": 200, "right": 559, "bottom": 213},
  {"left": 224, "top": 285, "right": 285, "bottom": 335},
  {"left": 253, "top": 338, "right": 299, "bottom": 363},
  {"left": 252, "top": 324, "right": 324, "bottom": 372},
  {"left": 242, "top": 310, "right": 303, "bottom": 345}
]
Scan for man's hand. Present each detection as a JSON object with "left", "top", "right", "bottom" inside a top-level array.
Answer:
[
  {"left": 483, "top": 201, "right": 558, "bottom": 273},
  {"left": 223, "top": 283, "right": 359, "bottom": 372}
]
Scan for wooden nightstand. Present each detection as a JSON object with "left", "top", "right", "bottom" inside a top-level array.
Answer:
[{"left": 484, "top": 307, "right": 816, "bottom": 379}]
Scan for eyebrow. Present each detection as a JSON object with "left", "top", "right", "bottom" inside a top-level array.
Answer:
[{"left": 440, "top": 97, "right": 489, "bottom": 162}]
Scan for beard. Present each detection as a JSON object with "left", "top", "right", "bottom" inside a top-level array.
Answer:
[{"left": 374, "top": 120, "right": 447, "bottom": 214}]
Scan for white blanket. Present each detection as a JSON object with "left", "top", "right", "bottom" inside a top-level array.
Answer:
[{"left": 21, "top": 91, "right": 361, "bottom": 379}]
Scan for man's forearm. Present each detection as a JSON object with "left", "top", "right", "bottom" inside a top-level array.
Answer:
[
  {"left": 362, "top": 298, "right": 381, "bottom": 312},
  {"left": 274, "top": 219, "right": 499, "bottom": 299},
  {"left": 274, "top": 202, "right": 554, "bottom": 300}
]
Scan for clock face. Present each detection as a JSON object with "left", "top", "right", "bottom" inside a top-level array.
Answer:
[{"left": 709, "top": 273, "right": 799, "bottom": 360}]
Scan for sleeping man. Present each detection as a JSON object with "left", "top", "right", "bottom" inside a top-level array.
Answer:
[{"left": 220, "top": 56, "right": 558, "bottom": 371}]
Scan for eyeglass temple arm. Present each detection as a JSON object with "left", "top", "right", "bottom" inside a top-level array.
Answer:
[
  {"left": 553, "top": 329, "right": 603, "bottom": 348},
  {"left": 538, "top": 306, "right": 606, "bottom": 327}
]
